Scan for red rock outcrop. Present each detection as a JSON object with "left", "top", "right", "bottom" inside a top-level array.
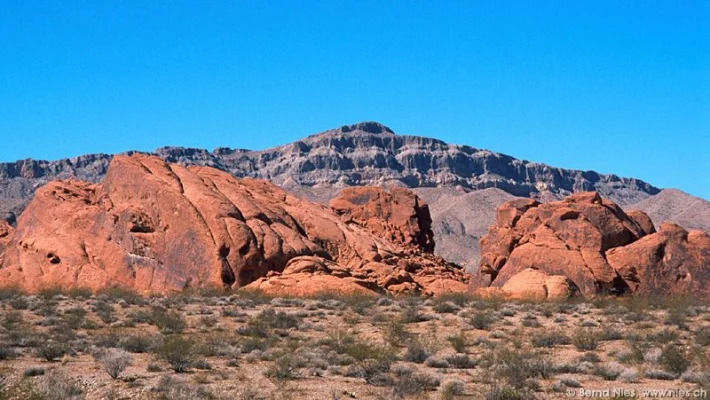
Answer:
[
  {"left": 329, "top": 187, "right": 435, "bottom": 252},
  {"left": 606, "top": 223, "right": 710, "bottom": 297},
  {"left": 0, "top": 154, "right": 469, "bottom": 295},
  {"left": 0, "top": 219, "right": 13, "bottom": 251},
  {"left": 476, "top": 192, "right": 710, "bottom": 299}
]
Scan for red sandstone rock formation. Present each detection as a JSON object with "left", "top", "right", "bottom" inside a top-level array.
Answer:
[
  {"left": 0, "top": 154, "right": 469, "bottom": 295},
  {"left": 476, "top": 192, "right": 710, "bottom": 299},
  {"left": 329, "top": 187, "right": 435, "bottom": 252},
  {"left": 0, "top": 219, "right": 12, "bottom": 251},
  {"left": 606, "top": 223, "right": 710, "bottom": 297}
]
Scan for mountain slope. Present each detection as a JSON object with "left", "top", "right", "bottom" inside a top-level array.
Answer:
[
  {"left": 625, "top": 189, "right": 710, "bottom": 232},
  {"left": 0, "top": 122, "right": 660, "bottom": 219}
]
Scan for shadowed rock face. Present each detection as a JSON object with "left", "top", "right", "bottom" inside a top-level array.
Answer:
[
  {"left": 476, "top": 192, "right": 710, "bottom": 299},
  {"left": 0, "top": 154, "right": 469, "bottom": 295}
]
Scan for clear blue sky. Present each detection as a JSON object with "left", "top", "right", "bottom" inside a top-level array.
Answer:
[{"left": 1, "top": 2, "right": 708, "bottom": 199}]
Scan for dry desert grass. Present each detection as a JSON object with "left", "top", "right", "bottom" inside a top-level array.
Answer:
[{"left": 0, "top": 287, "right": 709, "bottom": 400}]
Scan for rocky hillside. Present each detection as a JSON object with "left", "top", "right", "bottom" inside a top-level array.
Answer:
[
  {"left": 0, "top": 122, "right": 660, "bottom": 219},
  {"left": 0, "top": 154, "right": 468, "bottom": 295},
  {"left": 624, "top": 189, "right": 710, "bottom": 232},
  {"left": 2, "top": 121, "right": 706, "bottom": 270}
]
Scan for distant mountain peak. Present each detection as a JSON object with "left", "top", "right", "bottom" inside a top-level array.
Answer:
[{"left": 337, "top": 121, "right": 395, "bottom": 135}]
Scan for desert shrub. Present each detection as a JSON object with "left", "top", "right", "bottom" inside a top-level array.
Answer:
[
  {"left": 484, "top": 384, "right": 533, "bottom": 400},
  {"left": 31, "top": 370, "right": 84, "bottom": 400},
  {"left": 126, "top": 309, "right": 153, "bottom": 324},
  {"left": 62, "top": 307, "right": 88, "bottom": 329},
  {"left": 147, "top": 363, "right": 162, "bottom": 372},
  {"left": 342, "top": 341, "right": 395, "bottom": 382},
  {"left": 37, "top": 286, "right": 64, "bottom": 300},
  {"left": 440, "top": 378, "right": 465, "bottom": 400},
  {"left": 400, "top": 299, "right": 426, "bottom": 323},
  {"left": 240, "top": 337, "right": 272, "bottom": 354},
  {"left": 447, "top": 333, "right": 467, "bottom": 353},
  {"left": 384, "top": 320, "right": 411, "bottom": 346},
  {"left": 0, "top": 285, "right": 24, "bottom": 300},
  {"left": 23, "top": 367, "right": 46, "bottom": 377},
  {"left": 199, "top": 315, "right": 218, "bottom": 328},
  {"left": 531, "top": 331, "right": 571, "bottom": 348},
  {"left": 594, "top": 362, "right": 624, "bottom": 381},
  {"left": 157, "top": 336, "right": 194, "bottom": 373},
  {"left": 2, "top": 310, "right": 22, "bottom": 330},
  {"left": 322, "top": 327, "right": 356, "bottom": 354},
  {"left": 194, "top": 333, "right": 225, "bottom": 357},
  {"left": 97, "top": 286, "right": 143, "bottom": 305},
  {"left": 403, "top": 339, "right": 430, "bottom": 363},
  {"left": 446, "top": 353, "right": 477, "bottom": 369},
  {"left": 67, "top": 287, "right": 93, "bottom": 299},
  {"left": 391, "top": 370, "right": 441, "bottom": 397},
  {"left": 0, "top": 342, "right": 18, "bottom": 360},
  {"left": 645, "top": 369, "right": 678, "bottom": 380},
  {"left": 6, "top": 327, "right": 45, "bottom": 348},
  {"left": 101, "top": 349, "right": 133, "bottom": 379},
  {"left": 572, "top": 329, "right": 600, "bottom": 351},
  {"left": 432, "top": 300, "right": 460, "bottom": 314},
  {"left": 650, "top": 328, "right": 679, "bottom": 343},
  {"left": 93, "top": 301, "right": 117, "bottom": 324},
  {"left": 599, "top": 327, "right": 624, "bottom": 341},
  {"left": 94, "top": 330, "right": 122, "bottom": 348},
  {"left": 660, "top": 345, "right": 691, "bottom": 375},
  {"left": 9, "top": 296, "right": 29, "bottom": 310},
  {"left": 36, "top": 341, "right": 69, "bottom": 361},
  {"left": 339, "top": 293, "right": 375, "bottom": 315},
  {"left": 238, "top": 309, "right": 298, "bottom": 337},
  {"left": 151, "top": 308, "right": 187, "bottom": 334},
  {"left": 696, "top": 326, "right": 710, "bottom": 346},
  {"left": 479, "top": 348, "right": 551, "bottom": 390},
  {"left": 470, "top": 311, "right": 496, "bottom": 330},
  {"left": 120, "top": 334, "right": 155, "bottom": 353},
  {"left": 664, "top": 311, "right": 689, "bottom": 330},
  {"left": 265, "top": 355, "right": 296, "bottom": 381},
  {"left": 579, "top": 352, "right": 601, "bottom": 363},
  {"left": 192, "top": 359, "right": 212, "bottom": 370}
]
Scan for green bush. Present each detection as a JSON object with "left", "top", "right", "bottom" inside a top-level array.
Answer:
[
  {"left": 150, "top": 308, "right": 187, "bottom": 334},
  {"left": 157, "top": 336, "right": 194, "bottom": 373},
  {"left": 470, "top": 311, "right": 496, "bottom": 330},
  {"left": 119, "top": 334, "right": 155, "bottom": 353},
  {"left": 447, "top": 334, "right": 467, "bottom": 353}
]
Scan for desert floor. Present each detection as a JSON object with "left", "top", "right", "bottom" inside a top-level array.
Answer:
[{"left": 0, "top": 288, "right": 709, "bottom": 400}]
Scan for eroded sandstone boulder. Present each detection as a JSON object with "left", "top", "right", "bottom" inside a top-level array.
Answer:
[
  {"left": 606, "top": 223, "right": 710, "bottom": 297},
  {"left": 0, "top": 154, "right": 469, "bottom": 295},
  {"left": 330, "top": 187, "right": 435, "bottom": 252},
  {"left": 500, "top": 268, "right": 579, "bottom": 300},
  {"left": 476, "top": 192, "right": 710, "bottom": 299}
]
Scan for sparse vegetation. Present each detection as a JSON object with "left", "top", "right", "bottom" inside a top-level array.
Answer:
[{"left": 0, "top": 292, "right": 707, "bottom": 398}]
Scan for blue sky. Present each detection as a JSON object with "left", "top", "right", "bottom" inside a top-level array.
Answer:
[{"left": 1, "top": 1, "right": 708, "bottom": 199}]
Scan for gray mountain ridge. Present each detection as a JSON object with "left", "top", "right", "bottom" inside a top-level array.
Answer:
[{"left": 1, "top": 121, "right": 707, "bottom": 269}]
